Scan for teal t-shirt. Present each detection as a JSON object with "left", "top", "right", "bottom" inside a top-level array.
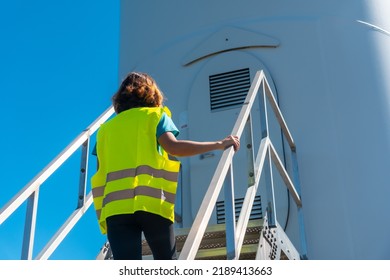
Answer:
[
  {"left": 92, "top": 112, "right": 179, "bottom": 156},
  {"left": 156, "top": 112, "right": 179, "bottom": 138}
]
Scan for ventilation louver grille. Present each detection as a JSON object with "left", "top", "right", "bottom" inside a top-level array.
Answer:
[
  {"left": 216, "top": 195, "right": 262, "bottom": 224},
  {"left": 209, "top": 68, "right": 251, "bottom": 111}
]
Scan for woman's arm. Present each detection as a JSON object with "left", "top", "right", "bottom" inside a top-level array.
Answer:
[{"left": 158, "top": 132, "right": 240, "bottom": 157}]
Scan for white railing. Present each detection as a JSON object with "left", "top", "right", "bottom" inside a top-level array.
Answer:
[
  {"left": 0, "top": 69, "right": 307, "bottom": 260},
  {"left": 0, "top": 106, "right": 114, "bottom": 259},
  {"left": 178, "top": 70, "right": 307, "bottom": 260}
]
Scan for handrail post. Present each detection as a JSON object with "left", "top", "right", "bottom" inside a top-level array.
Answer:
[
  {"left": 291, "top": 150, "right": 308, "bottom": 259},
  {"left": 245, "top": 115, "right": 256, "bottom": 188},
  {"left": 259, "top": 76, "right": 277, "bottom": 227},
  {"left": 77, "top": 137, "right": 90, "bottom": 209},
  {"left": 21, "top": 189, "right": 39, "bottom": 260},
  {"left": 224, "top": 165, "right": 236, "bottom": 260},
  {"left": 265, "top": 146, "right": 277, "bottom": 227},
  {"left": 174, "top": 165, "right": 183, "bottom": 225}
]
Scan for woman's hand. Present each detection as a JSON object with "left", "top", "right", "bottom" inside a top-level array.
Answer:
[{"left": 221, "top": 135, "right": 240, "bottom": 152}]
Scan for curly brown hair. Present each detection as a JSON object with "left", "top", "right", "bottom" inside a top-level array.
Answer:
[{"left": 112, "top": 72, "right": 165, "bottom": 113}]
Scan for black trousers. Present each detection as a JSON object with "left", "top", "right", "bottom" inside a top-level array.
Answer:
[{"left": 106, "top": 211, "right": 177, "bottom": 260}]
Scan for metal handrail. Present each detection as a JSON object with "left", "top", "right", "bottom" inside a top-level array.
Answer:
[
  {"left": 0, "top": 69, "right": 307, "bottom": 260},
  {"left": 0, "top": 105, "right": 114, "bottom": 259},
  {"left": 178, "top": 70, "right": 306, "bottom": 260}
]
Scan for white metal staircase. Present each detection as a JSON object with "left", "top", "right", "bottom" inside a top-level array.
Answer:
[{"left": 0, "top": 70, "right": 307, "bottom": 260}]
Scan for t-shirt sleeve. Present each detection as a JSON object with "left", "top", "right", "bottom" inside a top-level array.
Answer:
[{"left": 156, "top": 112, "right": 179, "bottom": 138}]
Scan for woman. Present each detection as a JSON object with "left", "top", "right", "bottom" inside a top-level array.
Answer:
[{"left": 91, "top": 72, "right": 240, "bottom": 260}]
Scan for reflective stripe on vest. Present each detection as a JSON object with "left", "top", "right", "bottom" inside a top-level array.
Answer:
[
  {"left": 107, "top": 165, "right": 178, "bottom": 182},
  {"left": 92, "top": 165, "right": 178, "bottom": 206}
]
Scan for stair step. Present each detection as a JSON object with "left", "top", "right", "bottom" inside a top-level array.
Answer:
[{"left": 141, "top": 219, "right": 263, "bottom": 260}]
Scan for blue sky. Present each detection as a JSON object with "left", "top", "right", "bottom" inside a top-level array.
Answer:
[{"left": 0, "top": 1, "right": 120, "bottom": 259}]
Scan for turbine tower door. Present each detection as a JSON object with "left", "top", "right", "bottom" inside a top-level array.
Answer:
[{"left": 187, "top": 51, "right": 288, "bottom": 226}]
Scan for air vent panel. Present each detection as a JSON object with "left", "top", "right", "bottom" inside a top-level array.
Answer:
[
  {"left": 216, "top": 195, "right": 262, "bottom": 224},
  {"left": 209, "top": 68, "right": 251, "bottom": 111}
]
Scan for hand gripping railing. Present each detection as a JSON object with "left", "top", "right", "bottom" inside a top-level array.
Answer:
[
  {"left": 178, "top": 70, "right": 308, "bottom": 260},
  {"left": 0, "top": 106, "right": 115, "bottom": 259}
]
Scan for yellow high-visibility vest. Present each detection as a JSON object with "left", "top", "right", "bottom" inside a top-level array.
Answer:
[{"left": 91, "top": 106, "right": 180, "bottom": 234}]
